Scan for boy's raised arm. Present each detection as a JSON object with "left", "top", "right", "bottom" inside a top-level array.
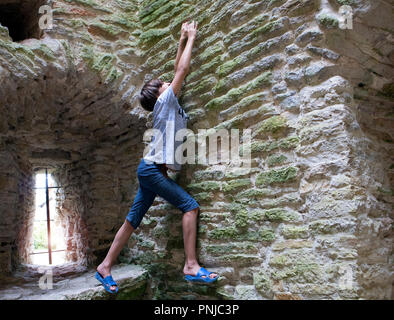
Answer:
[
  {"left": 174, "top": 22, "right": 189, "bottom": 72},
  {"left": 171, "top": 21, "right": 197, "bottom": 96}
]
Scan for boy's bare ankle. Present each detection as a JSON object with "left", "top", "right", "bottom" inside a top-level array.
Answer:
[
  {"left": 97, "top": 262, "right": 111, "bottom": 275},
  {"left": 184, "top": 261, "right": 199, "bottom": 269}
]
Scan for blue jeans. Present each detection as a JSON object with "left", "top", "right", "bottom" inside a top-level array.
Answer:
[{"left": 126, "top": 158, "right": 200, "bottom": 229}]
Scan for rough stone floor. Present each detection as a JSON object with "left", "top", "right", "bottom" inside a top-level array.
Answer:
[{"left": 0, "top": 263, "right": 148, "bottom": 300}]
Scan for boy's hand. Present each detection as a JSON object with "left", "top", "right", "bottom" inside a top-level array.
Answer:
[
  {"left": 187, "top": 20, "right": 198, "bottom": 39},
  {"left": 180, "top": 22, "right": 189, "bottom": 40}
]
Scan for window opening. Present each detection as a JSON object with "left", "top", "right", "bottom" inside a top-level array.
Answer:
[{"left": 30, "top": 168, "right": 66, "bottom": 265}]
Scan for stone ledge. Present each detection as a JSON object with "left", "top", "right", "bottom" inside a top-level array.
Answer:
[{"left": 0, "top": 264, "right": 148, "bottom": 300}]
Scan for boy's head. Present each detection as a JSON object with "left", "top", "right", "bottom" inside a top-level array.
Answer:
[{"left": 138, "top": 79, "right": 171, "bottom": 112}]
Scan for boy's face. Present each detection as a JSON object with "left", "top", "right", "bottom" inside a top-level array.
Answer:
[{"left": 158, "top": 81, "right": 171, "bottom": 97}]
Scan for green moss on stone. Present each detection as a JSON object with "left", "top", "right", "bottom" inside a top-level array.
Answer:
[
  {"left": 281, "top": 225, "right": 309, "bottom": 239},
  {"left": 152, "top": 226, "right": 170, "bottom": 238},
  {"left": 235, "top": 188, "right": 271, "bottom": 200},
  {"left": 140, "top": 1, "right": 176, "bottom": 25},
  {"left": 60, "top": 40, "right": 74, "bottom": 64},
  {"left": 262, "top": 208, "right": 298, "bottom": 222},
  {"left": 138, "top": 239, "right": 155, "bottom": 249},
  {"left": 241, "top": 135, "right": 299, "bottom": 156},
  {"left": 317, "top": 14, "right": 339, "bottom": 28},
  {"left": 235, "top": 208, "right": 249, "bottom": 228},
  {"left": 193, "top": 169, "right": 225, "bottom": 181},
  {"left": 308, "top": 219, "right": 334, "bottom": 234},
  {"left": 193, "top": 192, "right": 213, "bottom": 203},
  {"left": 183, "top": 76, "right": 217, "bottom": 97},
  {"left": 198, "top": 224, "right": 208, "bottom": 235},
  {"left": 269, "top": 254, "right": 289, "bottom": 267},
  {"left": 139, "top": 27, "right": 169, "bottom": 46},
  {"left": 239, "top": 92, "right": 267, "bottom": 110},
  {"left": 64, "top": 0, "right": 112, "bottom": 12},
  {"left": 141, "top": 217, "right": 157, "bottom": 226},
  {"left": 0, "top": 39, "right": 35, "bottom": 59},
  {"left": 255, "top": 166, "right": 298, "bottom": 186},
  {"left": 225, "top": 12, "right": 270, "bottom": 45},
  {"left": 89, "top": 22, "right": 124, "bottom": 37},
  {"left": 199, "top": 43, "right": 224, "bottom": 62},
  {"left": 257, "top": 115, "right": 288, "bottom": 135},
  {"left": 159, "top": 70, "right": 175, "bottom": 83},
  {"left": 216, "top": 287, "right": 235, "bottom": 300},
  {"left": 224, "top": 202, "right": 249, "bottom": 228},
  {"left": 206, "top": 72, "right": 272, "bottom": 111},
  {"left": 251, "top": 19, "right": 280, "bottom": 38},
  {"left": 188, "top": 55, "right": 223, "bottom": 82},
  {"left": 80, "top": 45, "right": 123, "bottom": 83},
  {"left": 52, "top": 8, "right": 68, "bottom": 15},
  {"left": 68, "top": 19, "right": 85, "bottom": 28},
  {"left": 187, "top": 181, "right": 221, "bottom": 192},
  {"left": 210, "top": 226, "right": 238, "bottom": 240},
  {"left": 271, "top": 260, "right": 321, "bottom": 281},
  {"left": 336, "top": 0, "right": 354, "bottom": 5},
  {"left": 267, "top": 154, "right": 288, "bottom": 166},
  {"left": 259, "top": 227, "right": 276, "bottom": 242},
  {"left": 206, "top": 242, "right": 258, "bottom": 255},
  {"left": 253, "top": 271, "right": 272, "bottom": 293},
  {"left": 279, "top": 136, "right": 300, "bottom": 149},
  {"left": 100, "top": 13, "right": 139, "bottom": 30},
  {"left": 0, "top": 25, "right": 10, "bottom": 39},
  {"left": 218, "top": 56, "right": 244, "bottom": 77},
  {"left": 146, "top": 3, "right": 191, "bottom": 30},
  {"left": 249, "top": 209, "right": 267, "bottom": 222},
  {"left": 104, "top": 66, "right": 122, "bottom": 84},
  {"left": 230, "top": 227, "right": 274, "bottom": 242},
  {"left": 92, "top": 54, "right": 114, "bottom": 72},
  {"left": 139, "top": 0, "right": 168, "bottom": 19},
  {"left": 32, "top": 44, "right": 55, "bottom": 60},
  {"left": 222, "top": 178, "right": 251, "bottom": 193}
]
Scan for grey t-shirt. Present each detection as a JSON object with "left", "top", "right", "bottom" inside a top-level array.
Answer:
[{"left": 143, "top": 85, "right": 189, "bottom": 171}]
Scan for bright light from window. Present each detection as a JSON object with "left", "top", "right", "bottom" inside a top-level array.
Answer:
[{"left": 31, "top": 169, "right": 67, "bottom": 266}]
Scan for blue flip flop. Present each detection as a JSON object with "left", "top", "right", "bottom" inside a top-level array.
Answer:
[
  {"left": 184, "top": 267, "right": 219, "bottom": 283},
  {"left": 95, "top": 271, "right": 119, "bottom": 294}
]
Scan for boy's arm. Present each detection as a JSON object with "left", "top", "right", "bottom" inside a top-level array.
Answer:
[
  {"left": 171, "top": 34, "right": 195, "bottom": 96},
  {"left": 171, "top": 21, "right": 197, "bottom": 96},
  {"left": 174, "top": 36, "right": 187, "bottom": 72},
  {"left": 174, "top": 22, "right": 189, "bottom": 72}
]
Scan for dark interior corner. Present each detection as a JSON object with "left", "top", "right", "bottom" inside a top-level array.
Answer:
[{"left": 0, "top": 0, "right": 47, "bottom": 42}]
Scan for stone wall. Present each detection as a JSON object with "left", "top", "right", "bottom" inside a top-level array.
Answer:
[
  {"left": 0, "top": 0, "right": 392, "bottom": 299},
  {"left": 0, "top": 141, "right": 34, "bottom": 270}
]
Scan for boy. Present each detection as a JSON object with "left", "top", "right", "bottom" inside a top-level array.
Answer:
[{"left": 95, "top": 21, "right": 219, "bottom": 294}]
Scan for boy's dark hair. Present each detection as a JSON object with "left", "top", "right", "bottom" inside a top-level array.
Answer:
[{"left": 138, "top": 79, "right": 163, "bottom": 112}]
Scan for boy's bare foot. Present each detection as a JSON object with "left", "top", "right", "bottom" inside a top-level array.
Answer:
[{"left": 183, "top": 262, "right": 218, "bottom": 279}]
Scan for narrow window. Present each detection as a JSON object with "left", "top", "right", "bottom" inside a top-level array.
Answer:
[{"left": 30, "top": 168, "right": 66, "bottom": 265}]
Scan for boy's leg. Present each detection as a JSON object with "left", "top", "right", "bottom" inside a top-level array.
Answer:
[
  {"left": 182, "top": 207, "right": 217, "bottom": 279},
  {"left": 141, "top": 171, "right": 217, "bottom": 279},
  {"left": 97, "top": 219, "right": 134, "bottom": 291},
  {"left": 97, "top": 185, "right": 156, "bottom": 290}
]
